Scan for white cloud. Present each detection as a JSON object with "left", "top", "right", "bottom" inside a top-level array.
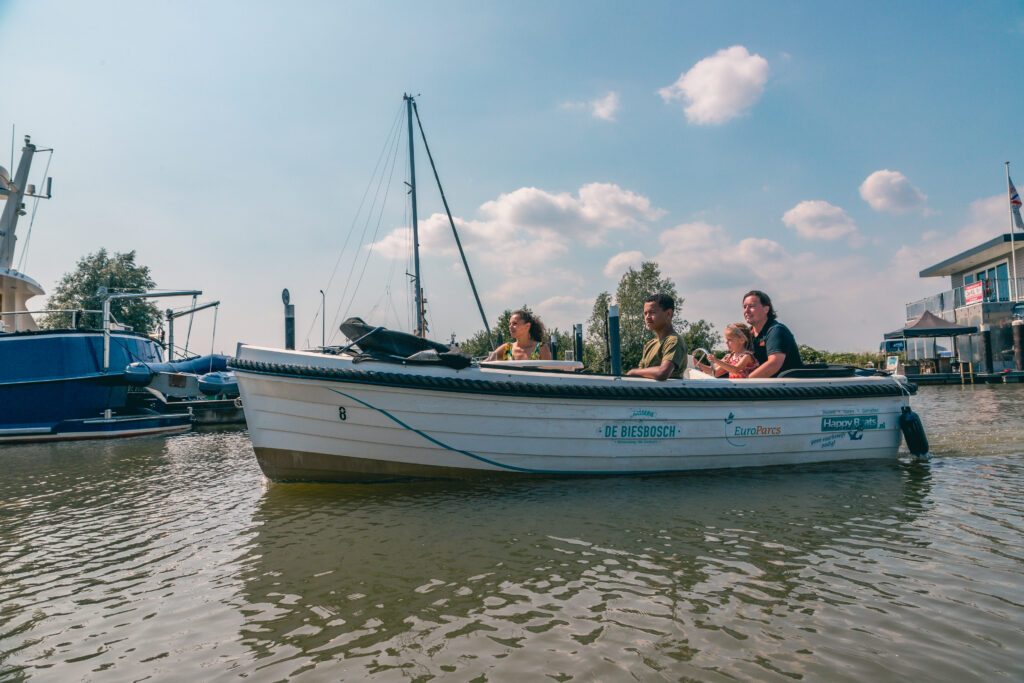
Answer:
[
  {"left": 560, "top": 91, "right": 620, "bottom": 122},
  {"left": 859, "top": 169, "right": 928, "bottom": 213},
  {"left": 535, "top": 294, "right": 594, "bottom": 330},
  {"left": 590, "top": 91, "right": 619, "bottom": 121},
  {"left": 658, "top": 45, "right": 769, "bottom": 125},
  {"left": 478, "top": 182, "right": 664, "bottom": 247},
  {"left": 782, "top": 200, "right": 861, "bottom": 244},
  {"left": 603, "top": 250, "right": 644, "bottom": 279},
  {"left": 654, "top": 221, "right": 787, "bottom": 290},
  {"left": 892, "top": 194, "right": 1006, "bottom": 274}
]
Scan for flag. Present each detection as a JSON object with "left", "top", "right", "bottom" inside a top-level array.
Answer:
[{"left": 1010, "top": 175, "right": 1024, "bottom": 231}]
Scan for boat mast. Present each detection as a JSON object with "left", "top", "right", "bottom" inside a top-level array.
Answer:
[
  {"left": 411, "top": 100, "right": 493, "bottom": 348},
  {"left": 405, "top": 94, "right": 426, "bottom": 338},
  {"left": 0, "top": 136, "right": 35, "bottom": 269}
]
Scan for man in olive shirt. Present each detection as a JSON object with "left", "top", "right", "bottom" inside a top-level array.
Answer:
[{"left": 626, "top": 293, "right": 687, "bottom": 380}]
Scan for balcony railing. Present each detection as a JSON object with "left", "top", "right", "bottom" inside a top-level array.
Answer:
[{"left": 905, "top": 278, "right": 1024, "bottom": 320}]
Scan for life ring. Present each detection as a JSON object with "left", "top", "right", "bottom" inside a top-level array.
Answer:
[{"left": 899, "top": 406, "right": 930, "bottom": 459}]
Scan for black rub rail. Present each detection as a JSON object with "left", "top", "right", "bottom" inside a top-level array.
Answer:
[{"left": 228, "top": 358, "right": 917, "bottom": 402}]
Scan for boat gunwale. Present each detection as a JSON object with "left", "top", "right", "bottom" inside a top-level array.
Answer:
[{"left": 229, "top": 357, "right": 917, "bottom": 401}]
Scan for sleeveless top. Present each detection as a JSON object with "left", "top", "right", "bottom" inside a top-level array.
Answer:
[
  {"left": 724, "top": 350, "right": 758, "bottom": 378},
  {"left": 502, "top": 342, "right": 542, "bottom": 360}
]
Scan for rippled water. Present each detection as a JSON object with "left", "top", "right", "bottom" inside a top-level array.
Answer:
[{"left": 2, "top": 385, "right": 1023, "bottom": 681}]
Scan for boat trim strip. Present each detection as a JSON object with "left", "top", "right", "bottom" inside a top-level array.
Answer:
[{"left": 229, "top": 358, "right": 917, "bottom": 401}]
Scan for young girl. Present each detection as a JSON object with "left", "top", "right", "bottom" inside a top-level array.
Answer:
[{"left": 693, "top": 322, "right": 759, "bottom": 378}]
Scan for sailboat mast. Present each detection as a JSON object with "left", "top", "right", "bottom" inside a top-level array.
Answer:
[{"left": 405, "top": 94, "right": 425, "bottom": 337}]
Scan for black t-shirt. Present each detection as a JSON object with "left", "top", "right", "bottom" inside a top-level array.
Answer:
[{"left": 752, "top": 319, "right": 802, "bottom": 377}]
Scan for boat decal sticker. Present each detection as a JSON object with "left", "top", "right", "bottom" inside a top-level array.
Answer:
[
  {"left": 810, "top": 433, "right": 848, "bottom": 449},
  {"left": 724, "top": 412, "right": 782, "bottom": 448},
  {"left": 602, "top": 422, "right": 677, "bottom": 441},
  {"left": 820, "top": 415, "right": 880, "bottom": 432}
]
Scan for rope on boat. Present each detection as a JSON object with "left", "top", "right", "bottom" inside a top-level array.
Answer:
[{"left": 228, "top": 358, "right": 918, "bottom": 402}]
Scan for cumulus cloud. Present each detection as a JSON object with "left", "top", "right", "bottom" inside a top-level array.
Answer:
[
  {"left": 590, "top": 91, "right": 619, "bottom": 121},
  {"left": 859, "top": 169, "right": 928, "bottom": 213},
  {"left": 535, "top": 294, "right": 594, "bottom": 329},
  {"left": 603, "top": 250, "right": 645, "bottom": 279},
  {"left": 658, "top": 45, "right": 769, "bottom": 125},
  {"left": 478, "top": 182, "right": 664, "bottom": 247},
  {"left": 370, "top": 182, "right": 665, "bottom": 288},
  {"left": 654, "top": 221, "right": 788, "bottom": 290},
  {"left": 561, "top": 91, "right": 620, "bottom": 121},
  {"left": 782, "top": 200, "right": 861, "bottom": 245},
  {"left": 892, "top": 194, "right": 1006, "bottom": 274}
]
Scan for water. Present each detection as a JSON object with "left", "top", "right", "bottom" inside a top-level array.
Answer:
[{"left": 2, "top": 385, "right": 1023, "bottom": 681}]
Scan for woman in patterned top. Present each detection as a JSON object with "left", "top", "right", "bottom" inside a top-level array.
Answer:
[
  {"left": 486, "top": 309, "right": 553, "bottom": 361},
  {"left": 693, "top": 322, "right": 759, "bottom": 378}
]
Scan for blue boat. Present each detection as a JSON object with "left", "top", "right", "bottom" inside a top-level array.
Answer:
[{"left": 0, "top": 136, "right": 193, "bottom": 442}]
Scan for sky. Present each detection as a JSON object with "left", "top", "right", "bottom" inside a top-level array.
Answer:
[{"left": 2, "top": 1, "right": 1023, "bottom": 354}]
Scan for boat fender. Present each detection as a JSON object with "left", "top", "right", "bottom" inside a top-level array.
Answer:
[{"left": 899, "top": 406, "right": 930, "bottom": 459}]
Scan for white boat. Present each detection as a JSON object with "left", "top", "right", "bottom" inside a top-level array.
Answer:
[
  {"left": 232, "top": 340, "right": 921, "bottom": 482},
  {"left": 230, "top": 95, "right": 927, "bottom": 482}
]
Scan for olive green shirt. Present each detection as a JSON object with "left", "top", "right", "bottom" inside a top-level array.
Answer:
[{"left": 639, "top": 333, "right": 687, "bottom": 379}]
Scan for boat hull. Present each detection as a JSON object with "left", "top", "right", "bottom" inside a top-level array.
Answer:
[{"left": 232, "top": 347, "right": 913, "bottom": 483}]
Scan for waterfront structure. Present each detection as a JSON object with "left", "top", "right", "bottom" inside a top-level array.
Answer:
[{"left": 907, "top": 233, "right": 1024, "bottom": 372}]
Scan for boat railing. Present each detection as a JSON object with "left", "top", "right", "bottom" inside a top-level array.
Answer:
[{"left": 0, "top": 308, "right": 102, "bottom": 332}]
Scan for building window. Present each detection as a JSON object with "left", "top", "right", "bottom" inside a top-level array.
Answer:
[{"left": 996, "top": 262, "right": 1010, "bottom": 301}]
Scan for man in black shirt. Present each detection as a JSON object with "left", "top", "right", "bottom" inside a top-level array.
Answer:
[{"left": 741, "top": 290, "right": 802, "bottom": 378}]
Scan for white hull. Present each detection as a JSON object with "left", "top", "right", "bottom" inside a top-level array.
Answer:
[{"left": 232, "top": 346, "right": 914, "bottom": 482}]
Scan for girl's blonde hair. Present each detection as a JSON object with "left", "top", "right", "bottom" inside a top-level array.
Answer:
[{"left": 725, "top": 322, "right": 753, "bottom": 346}]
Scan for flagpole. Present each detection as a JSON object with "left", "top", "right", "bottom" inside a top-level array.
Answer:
[{"left": 1007, "top": 162, "right": 1020, "bottom": 302}]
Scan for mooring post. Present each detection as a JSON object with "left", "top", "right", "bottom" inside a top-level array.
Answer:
[
  {"left": 282, "top": 288, "right": 295, "bottom": 350},
  {"left": 574, "top": 323, "right": 583, "bottom": 365},
  {"left": 979, "top": 324, "right": 993, "bottom": 374},
  {"left": 1013, "top": 319, "right": 1023, "bottom": 372},
  {"left": 608, "top": 306, "right": 622, "bottom": 376}
]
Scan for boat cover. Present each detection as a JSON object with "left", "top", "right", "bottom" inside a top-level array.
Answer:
[{"left": 339, "top": 318, "right": 472, "bottom": 369}]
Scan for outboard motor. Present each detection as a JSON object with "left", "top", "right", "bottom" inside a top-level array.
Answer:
[{"left": 899, "top": 406, "right": 930, "bottom": 460}]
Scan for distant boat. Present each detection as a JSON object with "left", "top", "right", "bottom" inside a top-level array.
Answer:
[
  {"left": 230, "top": 96, "right": 929, "bottom": 482},
  {"left": 0, "top": 135, "right": 206, "bottom": 442}
]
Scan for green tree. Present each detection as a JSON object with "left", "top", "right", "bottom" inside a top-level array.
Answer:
[
  {"left": 614, "top": 262, "right": 681, "bottom": 371},
  {"left": 798, "top": 344, "right": 879, "bottom": 367},
  {"left": 39, "top": 249, "right": 160, "bottom": 334},
  {"left": 584, "top": 291, "right": 612, "bottom": 373},
  {"left": 681, "top": 318, "right": 722, "bottom": 356}
]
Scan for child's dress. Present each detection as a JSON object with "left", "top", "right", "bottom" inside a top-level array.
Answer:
[{"left": 724, "top": 350, "right": 758, "bottom": 378}]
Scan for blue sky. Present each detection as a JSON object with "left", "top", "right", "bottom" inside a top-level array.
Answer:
[{"left": 2, "top": 1, "right": 1023, "bottom": 353}]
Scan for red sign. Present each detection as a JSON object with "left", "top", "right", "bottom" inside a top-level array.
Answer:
[{"left": 964, "top": 281, "right": 984, "bottom": 305}]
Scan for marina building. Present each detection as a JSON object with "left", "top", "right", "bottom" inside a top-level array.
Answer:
[{"left": 904, "top": 233, "right": 1024, "bottom": 372}]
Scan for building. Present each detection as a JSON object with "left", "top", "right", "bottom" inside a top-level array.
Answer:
[{"left": 907, "top": 233, "right": 1024, "bottom": 371}]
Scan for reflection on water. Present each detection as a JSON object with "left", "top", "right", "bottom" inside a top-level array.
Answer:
[
  {"left": 236, "top": 464, "right": 934, "bottom": 681},
  {"left": 0, "top": 386, "right": 1023, "bottom": 681}
]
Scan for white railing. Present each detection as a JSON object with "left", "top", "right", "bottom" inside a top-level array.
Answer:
[
  {"left": 905, "top": 278, "right": 1024, "bottom": 320},
  {"left": 0, "top": 308, "right": 102, "bottom": 332}
]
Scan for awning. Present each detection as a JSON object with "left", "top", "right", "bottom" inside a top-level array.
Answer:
[{"left": 883, "top": 310, "right": 978, "bottom": 339}]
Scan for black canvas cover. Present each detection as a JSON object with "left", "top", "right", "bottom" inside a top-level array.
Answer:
[{"left": 340, "top": 317, "right": 452, "bottom": 355}]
